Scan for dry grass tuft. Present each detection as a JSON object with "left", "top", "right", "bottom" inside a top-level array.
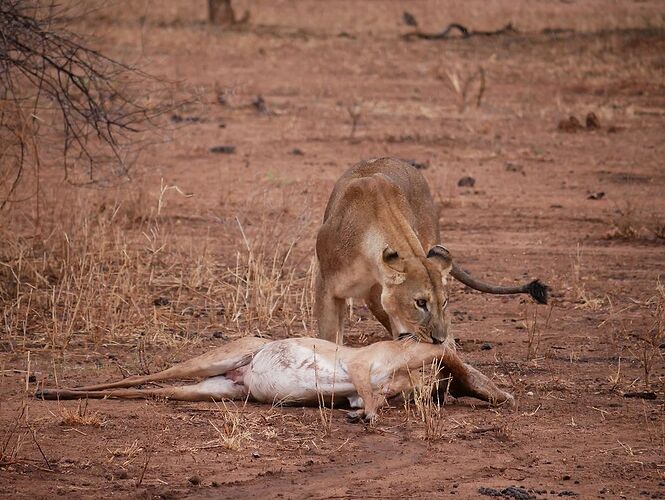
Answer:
[
  {"left": 632, "top": 281, "right": 665, "bottom": 388},
  {"left": 523, "top": 303, "right": 554, "bottom": 360},
  {"left": 0, "top": 402, "right": 31, "bottom": 467},
  {"left": 603, "top": 280, "right": 665, "bottom": 389},
  {"left": 604, "top": 203, "right": 665, "bottom": 242},
  {"left": 405, "top": 361, "right": 449, "bottom": 441},
  {"left": 109, "top": 439, "right": 144, "bottom": 469},
  {"left": 55, "top": 399, "right": 105, "bottom": 427},
  {"left": 207, "top": 400, "right": 254, "bottom": 451},
  {"left": 570, "top": 245, "right": 604, "bottom": 310}
]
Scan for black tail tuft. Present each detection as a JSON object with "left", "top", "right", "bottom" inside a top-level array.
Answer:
[{"left": 525, "top": 280, "right": 550, "bottom": 304}]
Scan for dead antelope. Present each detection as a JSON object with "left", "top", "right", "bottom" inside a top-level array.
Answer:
[{"left": 36, "top": 336, "right": 513, "bottom": 422}]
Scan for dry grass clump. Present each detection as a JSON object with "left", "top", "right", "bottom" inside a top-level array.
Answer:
[
  {"left": 207, "top": 400, "right": 254, "bottom": 451},
  {"left": 0, "top": 401, "right": 52, "bottom": 470},
  {"left": 523, "top": 303, "right": 554, "bottom": 360},
  {"left": 0, "top": 402, "right": 31, "bottom": 467},
  {"left": 404, "top": 361, "right": 449, "bottom": 441},
  {"left": 633, "top": 281, "right": 665, "bottom": 388},
  {"left": 0, "top": 181, "right": 315, "bottom": 353},
  {"left": 55, "top": 399, "right": 105, "bottom": 428},
  {"left": 603, "top": 280, "right": 665, "bottom": 389},
  {"left": 570, "top": 245, "right": 604, "bottom": 310},
  {"left": 604, "top": 203, "right": 665, "bottom": 242}
]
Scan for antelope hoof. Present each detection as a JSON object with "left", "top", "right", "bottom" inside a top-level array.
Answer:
[
  {"left": 346, "top": 410, "right": 364, "bottom": 423},
  {"left": 493, "top": 391, "right": 515, "bottom": 408}
]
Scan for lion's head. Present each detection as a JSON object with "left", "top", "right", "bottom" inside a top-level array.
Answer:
[{"left": 379, "top": 245, "right": 453, "bottom": 344}]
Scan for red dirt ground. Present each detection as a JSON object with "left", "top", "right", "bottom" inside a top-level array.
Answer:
[{"left": 2, "top": 1, "right": 665, "bottom": 498}]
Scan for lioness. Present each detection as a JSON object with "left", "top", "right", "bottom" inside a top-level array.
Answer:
[
  {"left": 315, "top": 157, "right": 548, "bottom": 345},
  {"left": 35, "top": 335, "right": 513, "bottom": 422}
]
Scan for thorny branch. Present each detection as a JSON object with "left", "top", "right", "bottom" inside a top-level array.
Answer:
[{"left": 0, "top": 0, "right": 173, "bottom": 208}]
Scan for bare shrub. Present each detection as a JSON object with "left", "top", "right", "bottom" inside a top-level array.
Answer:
[
  {"left": 0, "top": 0, "right": 172, "bottom": 207},
  {"left": 603, "top": 280, "right": 665, "bottom": 389}
]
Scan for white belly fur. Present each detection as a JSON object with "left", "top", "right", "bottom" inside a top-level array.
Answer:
[{"left": 244, "top": 339, "right": 358, "bottom": 404}]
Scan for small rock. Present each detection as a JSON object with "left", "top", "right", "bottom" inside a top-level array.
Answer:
[
  {"left": 623, "top": 391, "right": 656, "bottom": 400},
  {"left": 170, "top": 114, "right": 202, "bottom": 124},
  {"left": 481, "top": 342, "right": 492, "bottom": 351},
  {"left": 505, "top": 162, "right": 524, "bottom": 174},
  {"left": 403, "top": 11, "right": 418, "bottom": 27},
  {"left": 563, "top": 474, "right": 571, "bottom": 480},
  {"left": 28, "top": 374, "right": 36, "bottom": 383},
  {"left": 558, "top": 116, "right": 584, "bottom": 133},
  {"left": 457, "top": 176, "right": 476, "bottom": 187},
  {"left": 290, "top": 148, "right": 304, "bottom": 156},
  {"left": 188, "top": 475, "right": 201, "bottom": 486},
  {"left": 210, "top": 145, "right": 236, "bottom": 154},
  {"left": 117, "top": 469, "right": 128, "bottom": 479},
  {"left": 587, "top": 191, "right": 605, "bottom": 200},
  {"left": 526, "top": 391, "right": 534, "bottom": 397},
  {"left": 153, "top": 296, "right": 170, "bottom": 306},
  {"left": 252, "top": 451, "right": 261, "bottom": 458},
  {"left": 404, "top": 159, "right": 429, "bottom": 170},
  {"left": 211, "top": 481, "right": 220, "bottom": 487},
  {"left": 218, "top": 122, "right": 226, "bottom": 128},
  {"left": 585, "top": 112, "right": 601, "bottom": 130},
  {"left": 212, "top": 331, "right": 227, "bottom": 340},
  {"left": 252, "top": 95, "right": 270, "bottom": 115}
]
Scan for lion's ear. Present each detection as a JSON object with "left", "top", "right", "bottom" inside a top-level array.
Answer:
[
  {"left": 382, "top": 247, "right": 407, "bottom": 284},
  {"left": 427, "top": 245, "right": 452, "bottom": 272}
]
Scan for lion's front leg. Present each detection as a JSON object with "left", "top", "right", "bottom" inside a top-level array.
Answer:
[
  {"left": 364, "top": 284, "right": 393, "bottom": 335},
  {"left": 314, "top": 271, "right": 346, "bottom": 344}
]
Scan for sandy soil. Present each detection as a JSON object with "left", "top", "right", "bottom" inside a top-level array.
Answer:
[{"left": 1, "top": 1, "right": 665, "bottom": 498}]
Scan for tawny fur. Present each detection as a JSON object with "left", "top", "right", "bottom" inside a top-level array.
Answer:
[{"left": 315, "top": 157, "right": 549, "bottom": 345}]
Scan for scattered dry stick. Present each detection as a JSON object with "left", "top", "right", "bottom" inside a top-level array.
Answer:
[{"left": 403, "top": 22, "right": 516, "bottom": 41}]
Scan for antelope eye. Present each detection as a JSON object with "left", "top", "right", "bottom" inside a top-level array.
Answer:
[{"left": 415, "top": 298, "right": 428, "bottom": 310}]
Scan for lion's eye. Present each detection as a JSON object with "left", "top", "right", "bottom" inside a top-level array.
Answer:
[
  {"left": 415, "top": 298, "right": 428, "bottom": 310},
  {"left": 442, "top": 298, "right": 449, "bottom": 309}
]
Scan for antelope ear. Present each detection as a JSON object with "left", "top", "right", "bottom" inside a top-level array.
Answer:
[
  {"left": 427, "top": 245, "right": 452, "bottom": 272},
  {"left": 382, "top": 247, "right": 406, "bottom": 284}
]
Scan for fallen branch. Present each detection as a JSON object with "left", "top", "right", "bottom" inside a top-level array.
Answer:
[{"left": 403, "top": 22, "right": 517, "bottom": 41}]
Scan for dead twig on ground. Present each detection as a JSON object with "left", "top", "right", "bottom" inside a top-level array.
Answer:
[{"left": 403, "top": 22, "right": 516, "bottom": 41}]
